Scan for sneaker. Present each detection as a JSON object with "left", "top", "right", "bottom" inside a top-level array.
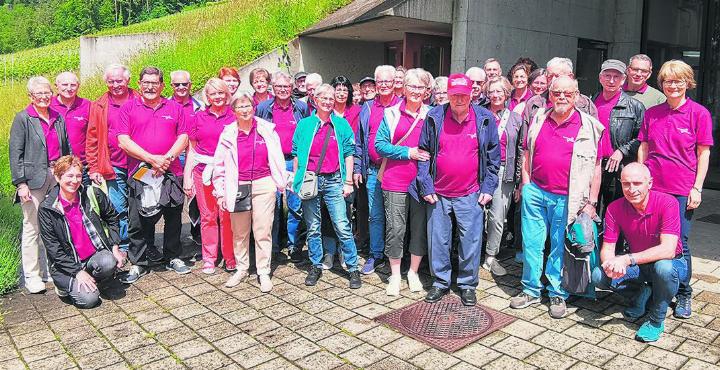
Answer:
[
  {"left": 514, "top": 251, "right": 524, "bottom": 264},
  {"left": 549, "top": 296, "right": 567, "bottom": 319},
  {"left": 290, "top": 248, "right": 304, "bottom": 264},
  {"left": 166, "top": 259, "right": 191, "bottom": 274},
  {"left": 407, "top": 270, "right": 423, "bottom": 292},
  {"left": 635, "top": 320, "right": 665, "bottom": 342},
  {"left": 361, "top": 257, "right": 385, "bottom": 275},
  {"left": 146, "top": 247, "right": 163, "bottom": 265},
  {"left": 305, "top": 266, "right": 322, "bottom": 286},
  {"left": 386, "top": 275, "right": 401, "bottom": 296},
  {"left": 349, "top": 270, "right": 362, "bottom": 289},
  {"left": 202, "top": 264, "right": 216, "bottom": 275},
  {"left": 338, "top": 253, "right": 347, "bottom": 269},
  {"left": 259, "top": 274, "right": 273, "bottom": 293},
  {"left": 321, "top": 254, "right": 334, "bottom": 270},
  {"left": 223, "top": 262, "right": 237, "bottom": 273},
  {"left": 623, "top": 284, "right": 651, "bottom": 319},
  {"left": 54, "top": 286, "right": 69, "bottom": 297},
  {"left": 25, "top": 279, "right": 46, "bottom": 294},
  {"left": 225, "top": 271, "right": 248, "bottom": 288},
  {"left": 510, "top": 292, "right": 541, "bottom": 309},
  {"left": 119, "top": 265, "right": 149, "bottom": 284},
  {"left": 481, "top": 256, "right": 507, "bottom": 276},
  {"left": 673, "top": 296, "right": 692, "bottom": 319},
  {"left": 273, "top": 251, "right": 289, "bottom": 263}
]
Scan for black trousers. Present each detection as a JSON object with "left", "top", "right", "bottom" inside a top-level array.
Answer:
[{"left": 127, "top": 186, "right": 183, "bottom": 266}]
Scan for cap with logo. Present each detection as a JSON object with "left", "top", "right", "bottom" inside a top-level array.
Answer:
[
  {"left": 447, "top": 73, "right": 473, "bottom": 96},
  {"left": 600, "top": 59, "right": 627, "bottom": 74}
]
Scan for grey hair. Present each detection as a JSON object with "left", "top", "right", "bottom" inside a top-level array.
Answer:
[
  {"left": 546, "top": 57, "right": 574, "bottom": 72},
  {"left": 313, "top": 83, "right": 335, "bottom": 99},
  {"left": 104, "top": 64, "right": 131, "bottom": 81},
  {"left": 629, "top": 54, "right": 652, "bottom": 66},
  {"left": 271, "top": 71, "right": 292, "bottom": 85},
  {"left": 484, "top": 58, "right": 500, "bottom": 67},
  {"left": 465, "top": 66, "right": 486, "bottom": 80},
  {"left": 55, "top": 71, "right": 78, "bottom": 85},
  {"left": 170, "top": 70, "right": 191, "bottom": 82},
  {"left": 433, "top": 76, "right": 448, "bottom": 91},
  {"left": 305, "top": 73, "right": 323, "bottom": 87},
  {"left": 231, "top": 90, "right": 254, "bottom": 108},
  {"left": 549, "top": 75, "right": 578, "bottom": 91},
  {"left": 27, "top": 76, "right": 52, "bottom": 94},
  {"left": 485, "top": 76, "right": 512, "bottom": 98},
  {"left": 374, "top": 65, "right": 395, "bottom": 80},
  {"left": 404, "top": 68, "right": 431, "bottom": 88}
]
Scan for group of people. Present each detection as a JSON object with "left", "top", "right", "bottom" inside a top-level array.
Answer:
[{"left": 8, "top": 52, "right": 712, "bottom": 343}]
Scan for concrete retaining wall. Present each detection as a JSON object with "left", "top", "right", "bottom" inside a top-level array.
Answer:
[{"left": 79, "top": 33, "right": 173, "bottom": 81}]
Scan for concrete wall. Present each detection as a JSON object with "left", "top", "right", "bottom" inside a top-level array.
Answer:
[
  {"left": 236, "top": 39, "right": 303, "bottom": 91},
  {"left": 298, "top": 37, "right": 385, "bottom": 82},
  {"left": 79, "top": 33, "right": 172, "bottom": 81}
]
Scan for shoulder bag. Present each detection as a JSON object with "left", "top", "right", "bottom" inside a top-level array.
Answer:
[{"left": 299, "top": 124, "right": 332, "bottom": 200}]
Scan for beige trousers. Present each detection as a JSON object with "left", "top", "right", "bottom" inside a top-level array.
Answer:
[
  {"left": 229, "top": 176, "right": 276, "bottom": 276},
  {"left": 21, "top": 170, "right": 55, "bottom": 284}
]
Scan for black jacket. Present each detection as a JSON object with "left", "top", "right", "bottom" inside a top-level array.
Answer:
[
  {"left": 38, "top": 185, "right": 120, "bottom": 291},
  {"left": 591, "top": 91, "right": 645, "bottom": 165}
]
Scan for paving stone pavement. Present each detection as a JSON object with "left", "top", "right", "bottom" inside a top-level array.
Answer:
[{"left": 1, "top": 249, "right": 719, "bottom": 370}]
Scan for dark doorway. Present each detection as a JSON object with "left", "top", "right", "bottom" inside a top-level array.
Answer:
[
  {"left": 575, "top": 39, "right": 608, "bottom": 96},
  {"left": 384, "top": 33, "right": 451, "bottom": 76}
]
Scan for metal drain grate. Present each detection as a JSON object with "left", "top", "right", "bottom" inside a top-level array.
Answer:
[
  {"left": 697, "top": 214, "right": 720, "bottom": 225},
  {"left": 374, "top": 294, "right": 516, "bottom": 353}
]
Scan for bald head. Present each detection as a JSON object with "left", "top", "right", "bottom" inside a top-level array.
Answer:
[
  {"left": 620, "top": 162, "right": 653, "bottom": 207},
  {"left": 55, "top": 72, "right": 80, "bottom": 101},
  {"left": 621, "top": 162, "right": 651, "bottom": 181}
]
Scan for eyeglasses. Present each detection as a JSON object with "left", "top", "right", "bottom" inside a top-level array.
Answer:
[
  {"left": 31, "top": 91, "right": 52, "bottom": 98},
  {"left": 140, "top": 81, "right": 161, "bottom": 87},
  {"left": 376, "top": 80, "right": 393, "bottom": 86},
  {"left": 316, "top": 96, "right": 335, "bottom": 102},
  {"left": 600, "top": 73, "right": 624, "bottom": 81},
  {"left": 487, "top": 90, "right": 505, "bottom": 96},
  {"left": 628, "top": 66, "right": 651, "bottom": 75},
  {"left": 274, "top": 84, "right": 291, "bottom": 90},
  {"left": 233, "top": 104, "right": 253, "bottom": 111},
  {"left": 172, "top": 82, "right": 190, "bottom": 87},
  {"left": 471, "top": 80, "right": 485, "bottom": 86},
  {"left": 662, "top": 80, "right": 687, "bottom": 87},
  {"left": 405, "top": 85, "right": 426, "bottom": 92},
  {"left": 550, "top": 90, "right": 577, "bottom": 98}
]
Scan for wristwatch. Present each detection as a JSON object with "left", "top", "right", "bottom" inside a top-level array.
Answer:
[
  {"left": 588, "top": 200, "right": 598, "bottom": 208},
  {"left": 627, "top": 253, "right": 637, "bottom": 267},
  {"left": 693, "top": 186, "right": 703, "bottom": 193}
]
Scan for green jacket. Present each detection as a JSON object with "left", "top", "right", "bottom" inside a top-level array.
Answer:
[{"left": 291, "top": 113, "right": 355, "bottom": 193}]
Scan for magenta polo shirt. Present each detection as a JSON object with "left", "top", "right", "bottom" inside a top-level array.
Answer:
[
  {"left": 237, "top": 121, "right": 271, "bottom": 181},
  {"left": 60, "top": 196, "right": 96, "bottom": 261},
  {"left": 381, "top": 102, "right": 425, "bottom": 192},
  {"left": 604, "top": 191, "right": 682, "bottom": 255},
  {"left": 509, "top": 89, "right": 533, "bottom": 112},
  {"left": 51, "top": 97, "right": 90, "bottom": 163},
  {"left": 272, "top": 101, "right": 298, "bottom": 156},
  {"left": 307, "top": 121, "right": 340, "bottom": 174},
  {"left": 253, "top": 93, "right": 273, "bottom": 108},
  {"left": 336, "top": 104, "right": 361, "bottom": 135},
  {"left": 117, "top": 98, "right": 188, "bottom": 176},
  {"left": 638, "top": 98, "right": 714, "bottom": 196},
  {"left": 27, "top": 105, "right": 62, "bottom": 161},
  {"left": 434, "top": 111, "right": 480, "bottom": 198},
  {"left": 594, "top": 92, "right": 622, "bottom": 159},
  {"left": 190, "top": 106, "right": 235, "bottom": 173},
  {"left": 173, "top": 96, "right": 196, "bottom": 120},
  {"left": 493, "top": 111, "right": 508, "bottom": 162},
  {"left": 367, "top": 95, "right": 400, "bottom": 166},
  {"left": 106, "top": 96, "right": 130, "bottom": 169},
  {"left": 525, "top": 110, "right": 583, "bottom": 195}
]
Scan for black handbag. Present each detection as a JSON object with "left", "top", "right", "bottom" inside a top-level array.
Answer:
[{"left": 232, "top": 130, "right": 257, "bottom": 212}]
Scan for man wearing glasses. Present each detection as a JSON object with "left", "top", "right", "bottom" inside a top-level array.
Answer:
[
  {"left": 511, "top": 75, "right": 604, "bottom": 319},
  {"left": 465, "top": 67, "right": 489, "bottom": 107},
  {"left": 256, "top": 71, "right": 309, "bottom": 263},
  {"left": 624, "top": 54, "right": 666, "bottom": 109},
  {"left": 117, "top": 66, "right": 190, "bottom": 284}
]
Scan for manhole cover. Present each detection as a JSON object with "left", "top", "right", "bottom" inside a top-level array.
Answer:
[{"left": 374, "top": 294, "right": 516, "bottom": 353}]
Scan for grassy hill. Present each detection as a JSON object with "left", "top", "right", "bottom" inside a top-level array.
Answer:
[{"left": 0, "top": 0, "right": 350, "bottom": 295}]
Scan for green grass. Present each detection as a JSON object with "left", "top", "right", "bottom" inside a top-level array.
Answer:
[
  {"left": 0, "top": 196, "right": 22, "bottom": 296},
  {"left": 0, "top": 39, "right": 79, "bottom": 82}
]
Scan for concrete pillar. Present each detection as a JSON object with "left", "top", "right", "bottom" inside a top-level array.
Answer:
[
  {"left": 609, "top": 0, "right": 644, "bottom": 62},
  {"left": 450, "top": 0, "right": 469, "bottom": 73}
]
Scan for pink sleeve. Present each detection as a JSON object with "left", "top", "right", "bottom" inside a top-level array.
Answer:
[
  {"left": 695, "top": 108, "right": 714, "bottom": 146},
  {"left": 603, "top": 203, "right": 620, "bottom": 243},
  {"left": 177, "top": 105, "right": 189, "bottom": 135},
  {"left": 188, "top": 115, "right": 199, "bottom": 141},
  {"left": 637, "top": 111, "right": 650, "bottom": 142}
]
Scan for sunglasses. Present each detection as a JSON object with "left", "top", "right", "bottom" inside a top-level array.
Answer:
[{"left": 172, "top": 82, "right": 190, "bottom": 87}]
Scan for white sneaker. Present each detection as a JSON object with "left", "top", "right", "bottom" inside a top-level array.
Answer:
[
  {"left": 202, "top": 266, "right": 216, "bottom": 275},
  {"left": 225, "top": 271, "right": 248, "bottom": 288},
  {"left": 54, "top": 286, "right": 69, "bottom": 297},
  {"left": 386, "top": 275, "right": 401, "bottom": 296},
  {"left": 407, "top": 270, "right": 423, "bottom": 292},
  {"left": 26, "top": 279, "right": 46, "bottom": 294},
  {"left": 339, "top": 253, "right": 347, "bottom": 269},
  {"left": 259, "top": 274, "right": 273, "bottom": 293},
  {"left": 321, "top": 254, "right": 334, "bottom": 270},
  {"left": 481, "top": 256, "right": 507, "bottom": 276}
]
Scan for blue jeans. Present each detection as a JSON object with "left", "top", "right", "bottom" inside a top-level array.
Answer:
[
  {"left": 673, "top": 195, "right": 694, "bottom": 298},
  {"left": 273, "top": 159, "right": 304, "bottom": 253},
  {"left": 427, "top": 190, "right": 484, "bottom": 290},
  {"left": 366, "top": 166, "right": 385, "bottom": 259},
  {"left": 106, "top": 167, "right": 129, "bottom": 251},
  {"left": 301, "top": 173, "right": 359, "bottom": 271},
  {"left": 521, "top": 182, "right": 568, "bottom": 299},
  {"left": 592, "top": 258, "right": 687, "bottom": 323},
  {"left": 323, "top": 193, "right": 354, "bottom": 255}
]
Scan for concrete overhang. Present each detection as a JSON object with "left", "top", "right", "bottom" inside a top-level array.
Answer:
[{"left": 301, "top": 15, "right": 451, "bottom": 42}]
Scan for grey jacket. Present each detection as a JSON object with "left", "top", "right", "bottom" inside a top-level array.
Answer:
[
  {"left": 496, "top": 109, "right": 522, "bottom": 183},
  {"left": 9, "top": 109, "right": 72, "bottom": 191}
]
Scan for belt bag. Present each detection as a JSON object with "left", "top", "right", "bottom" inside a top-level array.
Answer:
[
  {"left": 231, "top": 130, "right": 258, "bottom": 213},
  {"left": 299, "top": 126, "right": 332, "bottom": 201}
]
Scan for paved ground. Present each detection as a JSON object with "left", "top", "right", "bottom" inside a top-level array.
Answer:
[{"left": 2, "top": 190, "right": 720, "bottom": 370}]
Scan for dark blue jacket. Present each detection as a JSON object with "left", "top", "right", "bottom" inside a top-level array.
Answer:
[
  {"left": 353, "top": 99, "right": 373, "bottom": 178},
  {"left": 416, "top": 104, "right": 501, "bottom": 198},
  {"left": 255, "top": 97, "right": 308, "bottom": 126}
]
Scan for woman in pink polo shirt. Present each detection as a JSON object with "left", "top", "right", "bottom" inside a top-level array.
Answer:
[
  {"left": 638, "top": 60, "right": 713, "bottom": 319},
  {"left": 250, "top": 68, "right": 273, "bottom": 107},
  {"left": 213, "top": 91, "right": 287, "bottom": 293},
  {"left": 183, "top": 78, "right": 237, "bottom": 275},
  {"left": 508, "top": 64, "right": 533, "bottom": 114},
  {"left": 528, "top": 68, "right": 548, "bottom": 96},
  {"left": 219, "top": 67, "right": 240, "bottom": 97}
]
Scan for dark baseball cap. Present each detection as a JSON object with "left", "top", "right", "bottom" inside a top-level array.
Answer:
[{"left": 359, "top": 76, "right": 375, "bottom": 85}]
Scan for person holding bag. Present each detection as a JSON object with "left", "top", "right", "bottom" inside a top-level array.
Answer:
[
  {"left": 213, "top": 91, "right": 287, "bottom": 292},
  {"left": 291, "top": 84, "right": 362, "bottom": 289}
]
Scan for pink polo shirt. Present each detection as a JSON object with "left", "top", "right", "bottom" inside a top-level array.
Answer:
[
  {"left": 493, "top": 111, "right": 508, "bottom": 162},
  {"left": 381, "top": 102, "right": 425, "bottom": 192},
  {"left": 508, "top": 89, "right": 533, "bottom": 112},
  {"left": 526, "top": 110, "right": 583, "bottom": 195},
  {"left": 253, "top": 93, "right": 273, "bottom": 108},
  {"left": 638, "top": 98, "right": 714, "bottom": 196},
  {"left": 367, "top": 95, "right": 400, "bottom": 166},
  {"left": 190, "top": 106, "right": 235, "bottom": 173},
  {"left": 106, "top": 96, "right": 129, "bottom": 169},
  {"left": 336, "top": 104, "right": 361, "bottom": 135},
  {"left": 307, "top": 121, "right": 340, "bottom": 174},
  {"left": 594, "top": 91, "right": 622, "bottom": 159},
  {"left": 51, "top": 97, "right": 90, "bottom": 163},
  {"left": 117, "top": 98, "right": 188, "bottom": 176},
  {"left": 604, "top": 191, "right": 682, "bottom": 255},
  {"left": 27, "top": 105, "right": 62, "bottom": 161},
  {"left": 271, "top": 101, "right": 297, "bottom": 156},
  {"left": 60, "top": 196, "right": 96, "bottom": 261},
  {"left": 434, "top": 111, "right": 480, "bottom": 198},
  {"left": 237, "top": 121, "right": 271, "bottom": 181}
]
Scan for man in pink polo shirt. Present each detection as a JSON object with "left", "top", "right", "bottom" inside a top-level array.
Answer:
[
  {"left": 117, "top": 66, "right": 190, "bottom": 284},
  {"left": 417, "top": 73, "right": 500, "bottom": 306},
  {"left": 623, "top": 54, "right": 666, "bottom": 109},
  {"left": 592, "top": 163, "right": 686, "bottom": 342},
  {"left": 51, "top": 72, "right": 91, "bottom": 181}
]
